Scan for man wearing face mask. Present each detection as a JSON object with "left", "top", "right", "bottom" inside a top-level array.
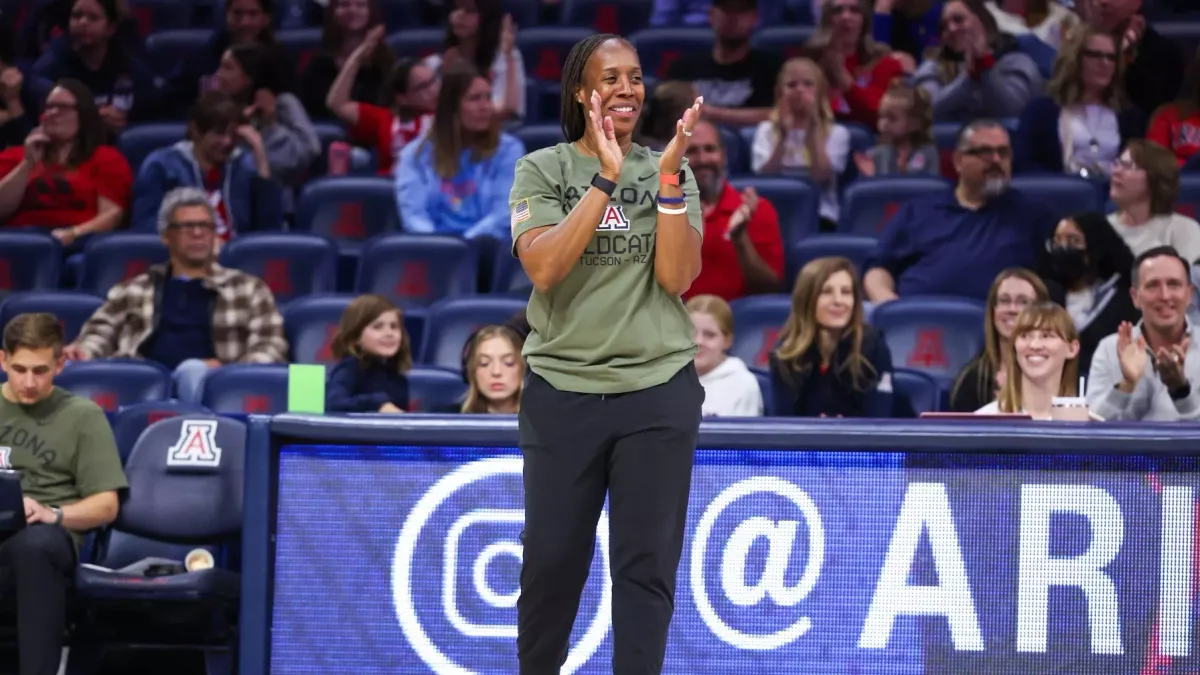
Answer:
[
  {"left": 1087, "top": 246, "right": 1200, "bottom": 421},
  {"left": 864, "top": 119, "right": 1057, "bottom": 303}
]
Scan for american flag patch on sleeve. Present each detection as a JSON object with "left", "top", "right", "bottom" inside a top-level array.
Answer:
[{"left": 511, "top": 198, "right": 531, "bottom": 230}]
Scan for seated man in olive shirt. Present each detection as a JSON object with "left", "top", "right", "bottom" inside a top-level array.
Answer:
[{"left": 0, "top": 312, "right": 127, "bottom": 675}]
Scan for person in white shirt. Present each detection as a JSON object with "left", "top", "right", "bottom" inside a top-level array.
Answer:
[
  {"left": 423, "top": 0, "right": 525, "bottom": 120},
  {"left": 687, "top": 295, "right": 764, "bottom": 416},
  {"left": 977, "top": 301, "right": 1100, "bottom": 419},
  {"left": 1108, "top": 140, "right": 1200, "bottom": 263},
  {"left": 1087, "top": 246, "right": 1200, "bottom": 420},
  {"left": 751, "top": 56, "right": 851, "bottom": 228}
]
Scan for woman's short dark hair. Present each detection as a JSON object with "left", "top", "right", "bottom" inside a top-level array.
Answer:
[
  {"left": 384, "top": 56, "right": 419, "bottom": 107},
  {"left": 424, "top": 62, "right": 499, "bottom": 179},
  {"left": 53, "top": 79, "right": 105, "bottom": 167},
  {"left": 559, "top": 33, "right": 632, "bottom": 142},
  {"left": 188, "top": 90, "right": 244, "bottom": 136}
]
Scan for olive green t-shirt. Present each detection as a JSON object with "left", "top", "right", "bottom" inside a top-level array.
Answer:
[
  {"left": 508, "top": 142, "right": 703, "bottom": 394},
  {"left": 0, "top": 387, "right": 128, "bottom": 549}
]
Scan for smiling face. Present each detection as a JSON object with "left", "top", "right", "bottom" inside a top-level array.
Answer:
[
  {"left": 359, "top": 309, "right": 403, "bottom": 359},
  {"left": 940, "top": 0, "right": 982, "bottom": 54},
  {"left": 577, "top": 39, "right": 646, "bottom": 140},
  {"left": 1079, "top": 33, "right": 1118, "bottom": 96},
  {"left": 334, "top": 0, "right": 371, "bottom": 33},
  {"left": 41, "top": 86, "right": 81, "bottom": 143},
  {"left": 691, "top": 311, "right": 731, "bottom": 376},
  {"left": 815, "top": 269, "right": 855, "bottom": 331},
  {"left": 1133, "top": 253, "right": 1192, "bottom": 335},
  {"left": 992, "top": 276, "right": 1038, "bottom": 341},
  {"left": 69, "top": 0, "right": 115, "bottom": 50},
  {"left": 1013, "top": 325, "right": 1079, "bottom": 386}
]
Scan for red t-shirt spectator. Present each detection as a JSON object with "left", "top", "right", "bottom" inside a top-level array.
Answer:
[
  {"left": 1147, "top": 104, "right": 1200, "bottom": 167},
  {"left": 0, "top": 145, "right": 132, "bottom": 228},
  {"left": 831, "top": 53, "right": 905, "bottom": 129},
  {"left": 349, "top": 103, "right": 433, "bottom": 176},
  {"left": 684, "top": 182, "right": 785, "bottom": 302}
]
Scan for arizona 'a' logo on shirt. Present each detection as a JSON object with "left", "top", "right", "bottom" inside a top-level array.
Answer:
[
  {"left": 166, "top": 420, "right": 223, "bottom": 468},
  {"left": 597, "top": 204, "right": 630, "bottom": 231}
]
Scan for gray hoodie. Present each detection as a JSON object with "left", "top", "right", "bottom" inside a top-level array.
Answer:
[
  {"left": 913, "top": 49, "right": 1044, "bottom": 123},
  {"left": 1086, "top": 322, "right": 1200, "bottom": 421}
]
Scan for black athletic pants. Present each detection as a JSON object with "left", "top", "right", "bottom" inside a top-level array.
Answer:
[
  {"left": 0, "top": 524, "right": 76, "bottom": 675},
  {"left": 517, "top": 363, "right": 704, "bottom": 675}
]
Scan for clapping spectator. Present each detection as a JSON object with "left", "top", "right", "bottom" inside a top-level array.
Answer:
[
  {"left": 0, "top": 79, "right": 131, "bottom": 247},
  {"left": 864, "top": 120, "right": 1056, "bottom": 303},
  {"left": 986, "top": 0, "right": 1081, "bottom": 51},
  {"left": 687, "top": 295, "right": 764, "bottom": 416},
  {"left": 751, "top": 57, "right": 850, "bottom": 228},
  {"left": 424, "top": 0, "right": 525, "bottom": 120},
  {"left": 1039, "top": 211, "right": 1139, "bottom": 373},
  {"left": 770, "top": 257, "right": 894, "bottom": 418},
  {"left": 807, "top": 0, "right": 905, "bottom": 128},
  {"left": 1081, "top": 0, "right": 1183, "bottom": 120},
  {"left": 683, "top": 120, "right": 784, "bottom": 301},
  {"left": 913, "top": 0, "right": 1043, "bottom": 123},
  {"left": 872, "top": 0, "right": 944, "bottom": 61},
  {"left": 0, "top": 13, "right": 52, "bottom": 150},
  {"left": 663, "top": 0, "right": 782, "bottom": 128},
  {"left": 460, "top": 325, "right": 524, "bottom": 414},
  {"left": 327, "top": 26, "right": 438, "bottom": 176},
  {"left": 1147, "top": 47, "right": 1200, "bottom": 168},
  {"left": 1107, "top": 140, "right": 1200, "bottom": 262},
  {"left": 132, "top": 91, "right": 281, "bottom": 242},
  {"left": 395, "top": 63, "right": 524, "bottom": 239},
  {"left": 298, "top": 0, "right": 394, "bottom": 119},
  {"left": 1015, "top": 24, "right": 1145, "bottom": 178},
  {"left": 1087, "top": 246, "right": 1200, "bottom": 421},
  {"left": 854, "top": 80, "right": 940, "bottom": 177},
  {"left": 214, "top": 43, "right": 320, "bottom": 191},
  {"left": 326, "top": 294, "right": 412, "bottom": 413},
  {"left": 950, "top": 268, "right": 1051, "bottom": 411},
  {"left": 32, "top": 0, "right": 161, "bottom": 137}
]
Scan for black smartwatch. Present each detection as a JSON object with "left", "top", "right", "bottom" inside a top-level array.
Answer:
[{"left": 591, "top": 173, "right": 617, "bottom": 197}]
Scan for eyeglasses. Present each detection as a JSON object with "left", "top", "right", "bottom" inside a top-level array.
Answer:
[
  {"left": 1082, "top": 49, "right": 1119, "bottom": 63},
  {"left": 962, "top": 145, "right": 1011, "bottom": 160}
]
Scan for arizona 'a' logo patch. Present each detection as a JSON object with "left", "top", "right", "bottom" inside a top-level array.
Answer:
[
  {"left": 596, "top": 204, "right": 630, "bottom": 231},
  {"left": 0, "top": 447, "right": 10, "bottom": 469},
  {"left": 166, "top": 420, "right": 223, "bottom": 468}
]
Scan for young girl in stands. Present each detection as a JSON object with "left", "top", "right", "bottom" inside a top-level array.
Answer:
[
  {"left": 461, "top": 324, "right": 524, "bottom": 414},
  {"left": 1148, "top": 47, "right": 1200, "bottom": 169},
  {"left": 976, "top": 301, "right": 1101, "bottom": 420},
  {"left": 299, "top": 0, "right": 394, "bottom": 118},
  {"left": 326, "top": 25, "right": 439, "bottom": 176},
  {"left": 687, "top": 295, "right": 763, "bottom": 417},
  {"left": 769, "top": 256, "right": 894, "bottom": 418},
  {"left": 0, "top": 79, "right": 131, "bottom": 247},
  {"left": 950, "top": 268, "right": 1050, "bottom": 412},
  {"left": 854, "top": 80, "right": 939, "bottom": 177},
  {"left": 752, "top": 57, "right": 850, "bottom": 229},
  {"left": 326, "top": 294, "right": 412, "bottom": 413}
]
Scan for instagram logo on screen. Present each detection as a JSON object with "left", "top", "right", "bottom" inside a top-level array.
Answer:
[{"left": 391, "top": 456, "right": 612, "bottom": 674}]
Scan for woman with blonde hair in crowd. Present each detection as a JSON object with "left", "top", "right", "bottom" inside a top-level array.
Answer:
[
  {"left": 687, "top": 295, "right": 763, "bottom": 417},
  {"left": 752, "top": 57, "right": 850, "bottom": 229},
  {"left": 976, "top": 301, "right": 1100, "bottom": 419},
  {"left": 461, "top": 324, "right": 524, "bottom": 414},
  {"left": 950, "top": 268, "right": 1050, "bottom": 411},
  {"left": 769, "top": 256, "right": 894, "bottom": 418}
]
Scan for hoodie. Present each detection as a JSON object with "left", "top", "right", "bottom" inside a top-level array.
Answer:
[
  {"left": 130, "top": 140, "right": 283, "bottom": 235},
  {"left": 32, "top": 36, "right": 161, "bottom": 124},
  {"left": 698, "top": 356, "right": 763, "bottom": 417}
]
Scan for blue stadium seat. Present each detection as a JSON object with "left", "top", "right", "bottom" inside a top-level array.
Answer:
[
  {"left": 717, "top": 125, "right": 748, "bottom": 176},
  {"left": 839, "top": 176, "right": 952, "bottom": 236},
  {"left": 408, "top": 367, "right": 469, "bottom": 412},
  {"left": 502, "top": 0, "right": 540, "bottom": 26},
  {"left": 491, "top": 247, "right": 533, "bottom": 293},
  {"left": 200, "top": 364, "right": 289, "bottom": 414},
  {"left": 1177, "top": 174, "right": 1200, "bottom": 222},
  {"left": 729, "top": 294, "right": 792, "bottom": 371},
  {"left": 74, "top": 415, "right": 242, "bottom": 671},
  {"left": 1155, "top": 21, "right": 1200, "bottom": 63},
  {"left": 727, "top": 176, "right": 821, "bottom": 245},
  {"left": 386, "top": 28, "right": 445, "bottom": 59},
  {"left": 78, "top": 233, "right": 169, "bottom": 295},
  {"left": 294, "top": 177, "right": 400, "bottom": 242},
  {"left": 871, "top": 296, "right": 986, "bottom": 386},
  {"left": 419, "top": 296, "right": 529, "bottom": 370},
  {"left": 513, "top": 124, "right": 565, "bottom": 153},
  {"left": 0, "top": 231, "right": 61, "bottom": 300},
  {"left": 786, "top": 234, "right": 877, "bottom": 282},
  {"left": 0, "top": 291, "right": 103, "bottom": 343},
  {"left": 118, "top": 123, "right": 188, "bottom": 173},
  {"left": 380, "top": 0, "right": 422, "bottom": 30},
  {"left": 1009, "top": 174, "right": 1103, "bottom": 223},
  {"left": 844, "top": 123, "right": 875, "bottom": 154},
  {"left": 284, "top": 294, "right": 427, "bottom": 365},
  {"left": 751, "top": 368, "right": 773, "bottom": 416},
  {"left": 629, "top": 28, "right": 714, "bottom": 78},
  {"left": 276, "top": 27, "right": 322, "bottom": 71},
  {"left": 892, "top": 368, "right": 941, "bottom": 417},
  {"left": 519, "top": 26, "right": 597, "bottom": 85},
  {"left": 110, "top": 400, "right": 213, "bottom": 464},
  {"left": 56, "top": 359, "right": 172, "bottom": 412},
  {"left": 355, "top": 234, "right": 478, "bottom": 310},
  {"left": 560, "top": 0, "right": 654, "bottom": 34},
  {"left": 752, "top": 25, "right": 817, "bottom": 60},
  {"left": 127, "top": 0, "right": 195, "bottom": 34},
  {"left": 218, "top": 232, "right": 338, "bottom": 304},
  {"left": 144, "top": 30, "right": 212, "bottom": 78}
]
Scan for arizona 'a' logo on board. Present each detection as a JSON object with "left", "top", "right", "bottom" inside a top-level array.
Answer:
[
  {"left": 166, "top": 420, "right": 223, "bottom": 468},
  {"left": 596, "top": 204, "right": 630, "bottom": 231}
]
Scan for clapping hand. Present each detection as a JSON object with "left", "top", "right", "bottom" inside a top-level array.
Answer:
[
  {"left": 725, "top": 187, "right": 758, "bottom": 241},
  {"left": 586, "top": 90, "right": 624, "bottom": 180},
  {"left": 1153, "top": 335, "right": 1191, "bottom": 390},
  {"left": 1116, "top": 321, "right": 1148, "bottom": 391},
  {"left": 658, "top": 96, "right": 703, "bottom": 175}
]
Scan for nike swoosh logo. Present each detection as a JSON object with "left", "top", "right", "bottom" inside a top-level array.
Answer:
[{"left": 638, "top": 173, "right": 657, "bottom": 181}]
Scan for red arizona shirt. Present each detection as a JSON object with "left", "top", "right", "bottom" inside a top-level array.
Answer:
[{"left": 0, "top": 145, "right": 132, "bottom": 228}]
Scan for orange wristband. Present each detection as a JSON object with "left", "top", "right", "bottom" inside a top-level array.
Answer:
[{"left": 659, "top": 172, "right": 681, "bottom": 186}]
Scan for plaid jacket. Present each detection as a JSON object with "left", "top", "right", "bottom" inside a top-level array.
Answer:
[{"left": 76, "top": 262, "right": 289, "bottom": 364}]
